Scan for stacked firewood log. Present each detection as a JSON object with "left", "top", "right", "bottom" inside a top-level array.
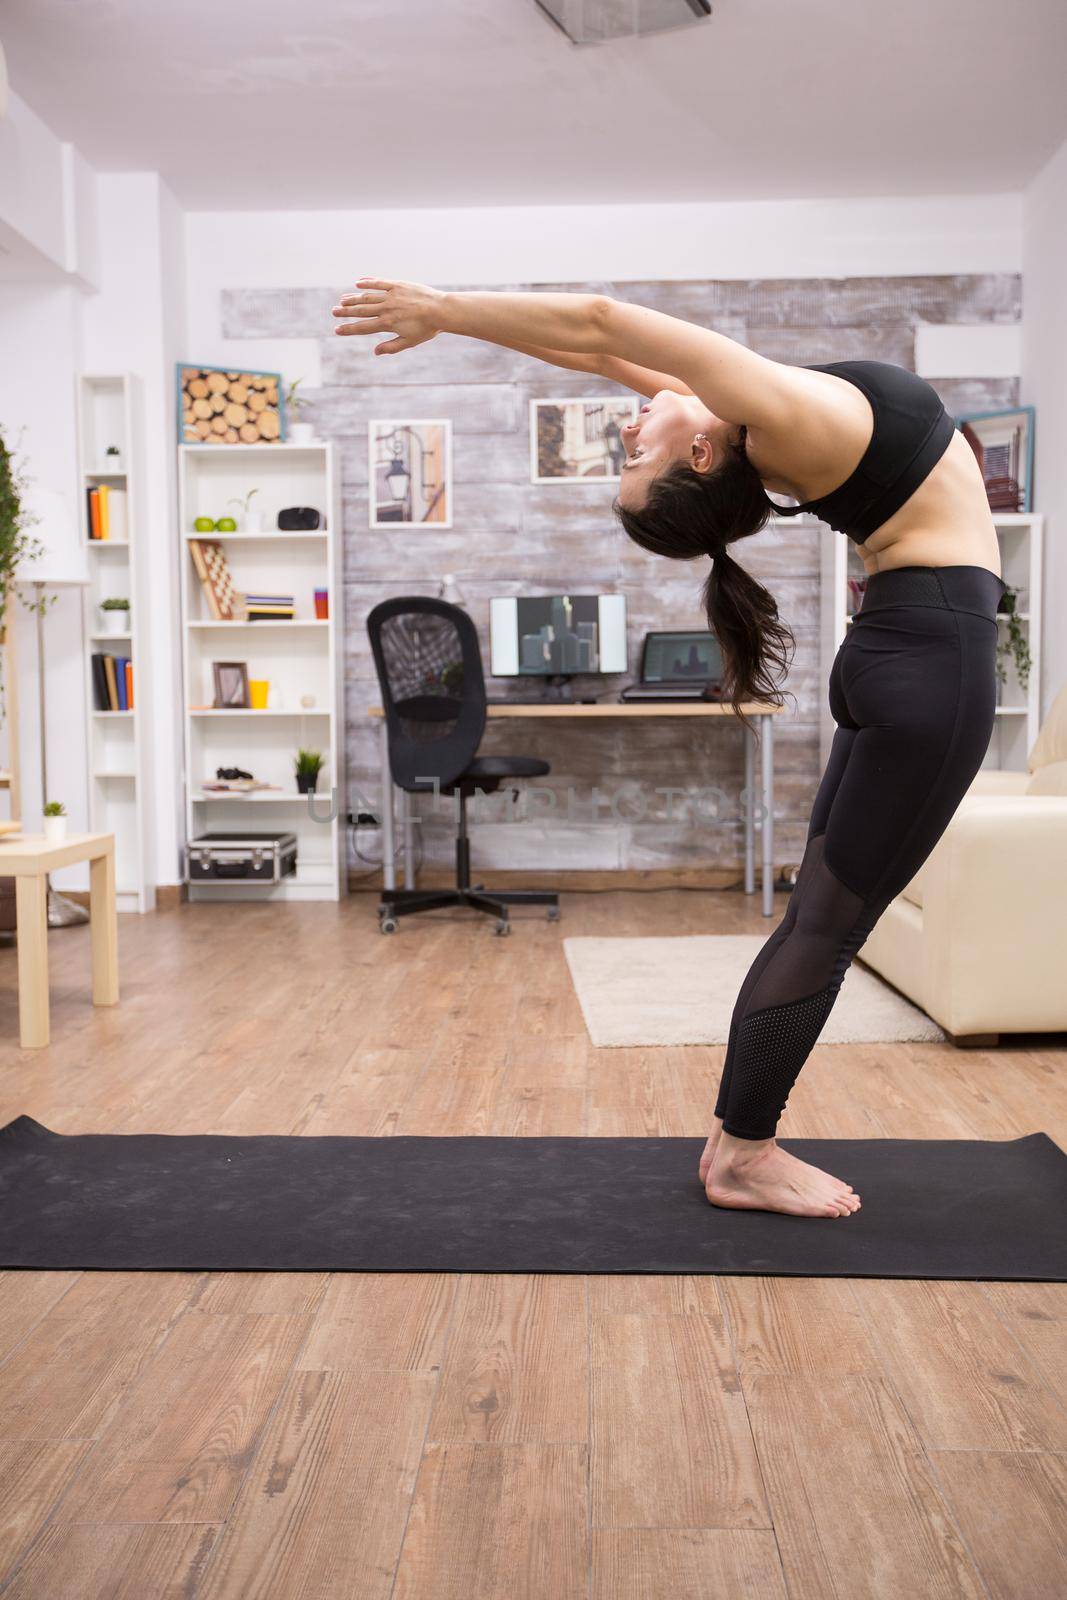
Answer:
[{"left": 180, "top": 369, "right": 282, "bottom": 444}]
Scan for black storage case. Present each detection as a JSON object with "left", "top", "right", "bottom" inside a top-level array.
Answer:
[{"left": 187, "top": 831, "right": 298, "bottom": 883}]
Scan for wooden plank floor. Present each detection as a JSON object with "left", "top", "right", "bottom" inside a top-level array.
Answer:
[{"left": 0, "top": 889, "right": 1065, "bottom": 1599}]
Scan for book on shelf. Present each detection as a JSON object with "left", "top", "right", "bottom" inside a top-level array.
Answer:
[
  {"left": 108, "top": 487, "right": 128, "bottom": 541},
  {"left": 92, "top": 653, "right": 134, "bottom": 711},
  {"left": 86, "top": 484, "right": 127, "bottom": 541},
  {"left": 245, "top": 594, "right": 296, "bottom": 620}
]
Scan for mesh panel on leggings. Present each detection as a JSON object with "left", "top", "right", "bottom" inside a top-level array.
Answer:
[
  {"left": 718, "top": 831, "right": 885, "bottom": 1139},
  {"left": 723, "top": 985, "right": 840, "bottom": 1138}
]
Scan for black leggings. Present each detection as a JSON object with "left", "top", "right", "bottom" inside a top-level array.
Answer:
[{"left": 714, "top": 564, "right": 1008, "bottom": 1141}]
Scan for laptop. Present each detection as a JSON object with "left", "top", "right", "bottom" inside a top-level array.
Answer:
[{"left": 619, "top": 629, "right": 725, "bottom": 702}]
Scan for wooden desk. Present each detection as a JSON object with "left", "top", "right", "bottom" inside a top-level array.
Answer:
[
  {"left": 368, "top": 701, "right": 782, "bottom": 916},
  {"left": 0, "top": 832, "right": 119, "bottom": 1048}
]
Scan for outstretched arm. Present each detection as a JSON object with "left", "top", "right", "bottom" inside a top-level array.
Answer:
[
  {"left": 333, "top": 280, "right": 790, "bottom": 424},
  {"left": 478, "top": 335, "right": 696, "bottom": 401}
]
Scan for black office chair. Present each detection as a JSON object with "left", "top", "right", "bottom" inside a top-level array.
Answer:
[{"left": 367, "top": 596, "right": 560, "bottom": 935}]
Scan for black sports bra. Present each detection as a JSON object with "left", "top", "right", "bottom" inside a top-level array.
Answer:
[{"left": 764, "top": 360, "right": 956, "bottom": 544}]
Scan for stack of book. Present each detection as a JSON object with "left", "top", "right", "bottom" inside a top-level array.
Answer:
[
  {"left": 245, "top": 593, "right": 295, "bottom": 622},
  {"left": 86, "top": 485, "right": 128, "bottom": 541},
  {"left": 91, "top": 653, "right": 134, "bottom": 711}
]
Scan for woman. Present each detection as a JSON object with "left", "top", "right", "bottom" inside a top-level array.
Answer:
[{"left": 334, "top": 280, "right": 1006, "bottom": 1220}]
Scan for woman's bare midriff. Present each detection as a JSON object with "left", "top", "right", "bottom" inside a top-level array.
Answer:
[
  {"left": 750, "top": 369, "right": 1003, "bottom": 581},
  {"left": 851, "top": 431, "right": 1003, "bottom": 579}
]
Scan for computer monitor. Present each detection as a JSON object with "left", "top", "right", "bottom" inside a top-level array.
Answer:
[
  {"left": 489, "top": 594, "right": 628, "bottom": 678},
  {"left": 640, "top": 629, "right": 723, "bottom": 685}
]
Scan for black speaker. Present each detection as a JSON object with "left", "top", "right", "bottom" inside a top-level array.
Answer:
[{"left": 277, "top": 506, "right": 322, "bottom": 530}]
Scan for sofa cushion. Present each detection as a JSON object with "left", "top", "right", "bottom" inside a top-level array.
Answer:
[
  {"left": 1026, "top": 759, "right": 1067, "bottom": 796},
  {"left": 899, "top": 861, "right": 925, "bottom": 909},
  {"left": 1028, "top": 685, "right": 1067, "bottom": 772}
]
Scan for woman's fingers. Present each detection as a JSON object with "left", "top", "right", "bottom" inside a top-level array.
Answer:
[
  {"left": 334, "top": 318, "right": 388, "bottom": 336},
  {"left": 332, "top": 299, "right": 386, "bottom": 318},
  {"left": 375, "top": 336, "right": 420, "bottom": 354},
  {"left": 334, "top": 290, "right": 389, "bottom": 309}
]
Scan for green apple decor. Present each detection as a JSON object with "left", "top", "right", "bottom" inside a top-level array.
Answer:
[{"left": 193, "top": 516, "right": 215, "bottom": 532}]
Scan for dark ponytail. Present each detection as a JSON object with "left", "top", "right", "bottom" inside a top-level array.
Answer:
[{"left": 612, "top": 428, "right": 797, "bottom": 729}]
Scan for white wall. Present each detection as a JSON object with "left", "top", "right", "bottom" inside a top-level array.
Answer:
[
  {"left": 185, "top": 190, "right": 1023, "bottom": 358},
  {"left": 1022, "top": 135, "right": 1067, "bottom": 716},
  {"left": 80, "top": 173, "right": 188, "bottom": 887}
]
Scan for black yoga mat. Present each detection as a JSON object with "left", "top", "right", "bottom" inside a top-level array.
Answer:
[{"left": 1, "top": 1116, "right": 1065, "bottom": 1279}]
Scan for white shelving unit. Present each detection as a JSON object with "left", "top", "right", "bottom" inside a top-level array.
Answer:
[
  {"left": 77, "top": 373, "right": 155, "bottom": 913},
  {"left": 177, "top": 442, "right": 346, "bottom": 901},
  {"left": 818, "top": 512, "right": 1044, "bottom": 773}
]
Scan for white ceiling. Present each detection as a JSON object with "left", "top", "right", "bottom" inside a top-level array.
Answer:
[{"left": 4, "top": 0, "right": 1067, "bottom": 211}]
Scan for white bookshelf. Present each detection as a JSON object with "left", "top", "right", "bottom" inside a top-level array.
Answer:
[
  {"left": 77, "top": 373, "right": 155, "bottom": 913},
  {"left": 177, "top": 442, "right": 346, "bottom": 901},
  {"left": 818, "top": 513, "right": 1044, "bottom": 773}
]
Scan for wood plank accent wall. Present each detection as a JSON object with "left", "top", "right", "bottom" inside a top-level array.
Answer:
[{"left": 221, "top": 275, "right": 1021, "bottom": 876}]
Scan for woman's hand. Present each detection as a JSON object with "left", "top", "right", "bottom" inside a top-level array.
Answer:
[{"left": 331, "top": 277, "right": 448, "bottom": 356}]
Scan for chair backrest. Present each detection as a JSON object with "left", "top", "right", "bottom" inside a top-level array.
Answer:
[{"left": 366, "top": 597, "right": 487, "bottom": 791}]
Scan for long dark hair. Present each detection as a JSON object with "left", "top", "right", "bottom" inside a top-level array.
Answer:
[{"left": 612, "top": 427, "right": 796, "bottom": 728}]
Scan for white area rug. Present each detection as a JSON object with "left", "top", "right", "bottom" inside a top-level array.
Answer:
[{"left": 563, "top": 935, "right": 946, "bottom": 1048}]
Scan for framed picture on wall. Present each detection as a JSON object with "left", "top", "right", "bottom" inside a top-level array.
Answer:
[
  {"left": 529, "top": 395, "right": 638, "bottom": 483},
  {"left": 956, "top": 406, "right": 1035, "bottom": 513},
  {"left": 368, "top": 419, "right": 453, "bottom": 528},
  {"left": 178, "top": 364, "right": 285, "bottom": 445}
]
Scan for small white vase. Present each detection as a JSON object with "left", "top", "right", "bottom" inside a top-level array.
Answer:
[
  {"left": 288, "top": 421, "right": 315, "bottom": 445},
  {"left": 44, "top": 815, "right": 67, "bottom": 843},
  {"left": 242, "top": 509, "right": 266, "bottom": 533},
  {"left": 99, "top": 607, "right": 130, "bottom": 635},
  {"left": 102, "top": 451, "right": 124, "bottom": 473}
]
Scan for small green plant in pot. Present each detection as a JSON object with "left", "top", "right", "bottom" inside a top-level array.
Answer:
[
  {"left": 43, "top": 800, "right": 67, "bottom": 843},
  {"left": 995, "top": 584, "right": 1031, "bottom": 695},
  {"left": 228, "top": 487, "right": 264, "bottom": 533},
  {"left": 99, "top": 595, "right": 131, "bottom": 636},
  {"left": 285, "top": 378, "right": 315, "bottom": 444},
  {"left": 295, "top": 748, "right": 324, "bottom": 795}
]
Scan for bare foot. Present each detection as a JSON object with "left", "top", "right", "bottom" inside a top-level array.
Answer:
[
  {"left": 698, "top": 1118, "right": 725, "bottom": 1185},
  {"left": 706, "top": 1137, "right": 861, "bottom": 1219}
]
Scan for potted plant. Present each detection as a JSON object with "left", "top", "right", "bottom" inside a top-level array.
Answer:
[
  {"left": 0, "top": 426, "right": 50, "bottom": 723},
  {"left": 99, "top": 596, "right": 131, "bottom": 635},
  {"left": 103, "top": 442, "right": 125, "bottom": 474},
  {"left": 228, "top": 487, "right": 264, "bottom": 533},
  {"left": 996, "top": 584, "right": 1031, "bottom": 694},
  {"left": 43, "top": 801, "right": 67, "bottom": 843},
  {"left": 285, "top": 378, "right": 315, "bottom": 445},
  {"left": 294, "top": 748, "right": 324, "bottom": 794}
]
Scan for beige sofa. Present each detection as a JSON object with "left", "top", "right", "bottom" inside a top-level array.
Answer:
[{"left": 859, "top": 686, "right": 1067, "bottom": 1045}]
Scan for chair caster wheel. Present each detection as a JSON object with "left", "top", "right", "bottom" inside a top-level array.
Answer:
[
  {"left": 379, "top": 917, "right": 398, "bottom": 934},
  {"left": 547, "top": 906, "right": 561, "bottom": 921},
  {"left": 494, "top": 919, "right": 511, "bottom": 936}
]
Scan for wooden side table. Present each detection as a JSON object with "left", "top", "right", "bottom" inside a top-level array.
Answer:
[{"left": 0, "top": 832, "right": 119, "bottom": 1048}]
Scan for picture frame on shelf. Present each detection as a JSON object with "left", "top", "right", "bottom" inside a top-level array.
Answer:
[
  {"left": 177, "top": 363, "right": 285, "bottom": 446},
  {"left": 956, "top": 406, "right": 1035, "bottom": 514},
  {"left": 212, "top": 661, "right": 251, "bottom": 709},
  {"left": 368, "top": 419, "right": 452, "bottom": 528},
  {"left": 529, "top": 395, "right": 637, "bottom": 483}
]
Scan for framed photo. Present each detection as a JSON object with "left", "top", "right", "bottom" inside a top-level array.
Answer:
[
  {"left": 178, "top": 364, "right": 285, "bottom": 446},
  {"left": 957, "top": 406, "right": 1035, "bottom": 514},
  {"left": 530, "top": 395, "right": 638, "bottom": 483},
  {"left": 212, "top": 661, "right": 250, "bottom": 709},
  {"left": 369, "top": 419, "right": 452, "bottom": 528}
]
